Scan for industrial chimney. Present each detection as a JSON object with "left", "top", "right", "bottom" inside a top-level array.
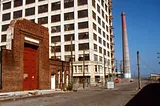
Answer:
[{"left": 121, "top": 12, "right": 131, "bottom": 79}]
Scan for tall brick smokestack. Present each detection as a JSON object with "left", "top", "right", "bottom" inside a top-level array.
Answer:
[{"left": 121, "top": 12, "right": 131, "bottom": 79}]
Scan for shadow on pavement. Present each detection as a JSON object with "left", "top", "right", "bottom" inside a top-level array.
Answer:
[{"left": 125, "top": 83, "right": 160, "bottom": 106}]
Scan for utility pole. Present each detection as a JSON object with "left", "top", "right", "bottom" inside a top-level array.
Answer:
[
  {"left": 70, "top": 35, "right": 73, "bottom": 89},
  {"left": 103, "top": 54, "right": 106, "bottom": 86},
  {"left": 137, "top": 51, "right": 141, "bottom": 89},
  {"left": 83, "top": 50, "right": 85, "bottom": 89}
]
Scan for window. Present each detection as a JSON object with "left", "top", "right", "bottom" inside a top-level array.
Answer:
[
  {"left": 30, "top": 19, "right": 35, "bottom": 22},
  {"left": 52, "top": 2, "right": 60, "bottom": 11},
  {"left": 98, "top": 17, "right": 101, "bottom": 25},
  {"left": 78, "top": 22, "right": 88, "bottom": 29},
  {"left": 65, "top": 55, "right": 75, "bottom": 61},
  {"left": 13, "top": 10, "right": 22, "bottom": 19},
  {"left": 26, "top": 0, "right": 35, "bottom": 4},
  {"left": 98, "top": 27, "right": 101, "bottom": 34},
  {"left": 101, "top": 0, "right": 104, "bottom": 7},
  {"left": 103, "top": 40, "right": 106, "bottom": 46},
  {"left": 2, "top": 24, "right": 9, "bottom": 32},
  {"left": 93, "top": 23, "right": 97, "bottom": 31},
  {"left": 78, "top": 32, "right": 89, "bottom": 40},
  {"left": 106, "top": 15, "right": 108, "bottom": 23},
  {"left": 78, "top": 66, "right": 82, "bottom": 72},
  {"left": 51, "top": 14, "right": 60, "bottom": 22},
  {"left": 3, "top": 2, "right": 11, "bottom": 10},
  {"left": 51, "top": 46, "right": 61, "bottom": 52},
  {"left": 79, "top": 54, "right": 90, "bottom": 61},
  {"left": 74, "top": 66, "right": 77, "bottom": 73},
  {"left": 95, "top": 65, "right": 97, "bottom": 72},
  {"left": 1, "top": 34, "right": 7, "bottom": 42},
  {"left": 107, "top": 35, "right": 109, "bottom": 40},
  {"left": 2, "top": 13, "right": 10, "bottom": 21},
  {"left": 64, "top": 24, "right": 74, "bottom": 31},
  {"left": 99, "top": 56, "right": 102, "bottom": 62},
  {"left": 84, "top": 65, "right": 88, "bottom": 72},
  {"left": 107, "top": 43, "right": 109, "bottom": 49},
  {"left": 38, "top": 17, "right": 48, "bottom": 24},
  {"left": 106, "top": 25, "right": 109, "bottom": 32},
  {"left": 78, "top": 10, "right": 88, "bottom": 18},
  {"left": 51, "top": 36, "right": 61, "bottom": 43},
  {"left": 39, "top": 0, "right": 45, "bottom": 1},
  {"left": 99, "top": 47, "right": 102, "bottom": 53},
  {"left": 64, "top": 34, "right": 74, "bottom": 41},
  {"left": 92, "top": 0, "right": 95, "bottom": 8},
  {"left": 14, "top": 0, "right": 23, "bottom": 7},
  {"left": 92, "top": 11, "right": 96, "bottom": 20},
  {"left": 65, "top": 45, "right": 75, "bottom": 51},
  {"left": 78, "top": 0, "right": 87, "bottom": 6},
  {"left": 102, "top": 10, "right": 104, "bottom": 18},
  {"left": 102, "top": 21, "right": 105, "bottom": 29},
  {"left": 64, "top": 0, "right": 74, "bottom": 8},
  {"left": 104, "top": 49, "right": 106, "bottom": 55},
  {"left": 99, "top": 37, "right": 102, "bottom": 44},
  {"left": 103, "top": 31, "right": 105, "bottom": 38},
  {"left": 97, "top": 4, "right": 100, "bottom": 13},
  {"left": 107, "top": 51, "right": 110, "bottom": 57},
  {"left": 64, "top": 12, "right": 74, "bottom": 20},
  {"left": 94, "top": 54, "right": 98, "bottom": 61},
  {"left": 25, "top": 7, "right": 35, "bottom": 16},
  {"left": 105, "top": 4, "right": 107, "bottom": 12},
  {"left": 51, "top": 26, "right": 61, "bottom": 33},
  {"left": 93, "top": 33, "right": 97, "bottom": 41},
  {"left": 38, "top": 4, "right": 48, "bottom": 13},
  {"left": 94, "top": 44, "right": 97, "bottom": 51},
  {"left": 79, "top": 43, "right": 89, "bottom": 50}
]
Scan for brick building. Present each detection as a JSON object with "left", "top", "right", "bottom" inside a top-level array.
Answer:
[
  {"left": 49, "top": 59, "right": 70, "bottom": 90},
  {"left": 1, "top": 18, "right": 50, "bottom": 92}
]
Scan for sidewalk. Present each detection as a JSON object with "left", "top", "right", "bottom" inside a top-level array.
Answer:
[{"left": 0, "top": 89, "right": 64, "bottom": 101}]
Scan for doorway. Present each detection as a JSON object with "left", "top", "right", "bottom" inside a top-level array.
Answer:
[{"left": 23, "top": 43, "right": 38, "bottom": 90}]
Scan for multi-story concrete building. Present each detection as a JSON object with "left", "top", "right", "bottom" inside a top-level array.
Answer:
[{"left": 0, "top": 0, "right": 115, "bottom": 84}]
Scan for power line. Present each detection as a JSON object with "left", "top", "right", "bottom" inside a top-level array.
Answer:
[{"left": 139, "top": 56, "right": 158, "bottom": 74}]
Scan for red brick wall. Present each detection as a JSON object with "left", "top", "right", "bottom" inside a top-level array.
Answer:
[
  {"left": 49, "top": 59, "right": 70, "bottom": 89},
  {"left": 1, "top": 19, "right": 50, "bottom": 92}
]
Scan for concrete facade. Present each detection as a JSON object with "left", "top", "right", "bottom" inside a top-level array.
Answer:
[{"left": 0, "top": 0, "right": 115, "bottom": 84}]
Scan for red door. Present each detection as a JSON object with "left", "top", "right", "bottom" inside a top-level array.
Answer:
[{"left": 23, "top": 45, "right": 37, "bottom": 90}]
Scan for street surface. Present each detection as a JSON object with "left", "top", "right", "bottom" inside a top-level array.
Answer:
[{"left": 0, "top": 80, "right": 149, "bottom": 106}]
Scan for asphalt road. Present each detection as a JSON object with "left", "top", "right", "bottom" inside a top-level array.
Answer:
[{"left": 0, "top": 81, "right": 148, "bottom": 106}]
